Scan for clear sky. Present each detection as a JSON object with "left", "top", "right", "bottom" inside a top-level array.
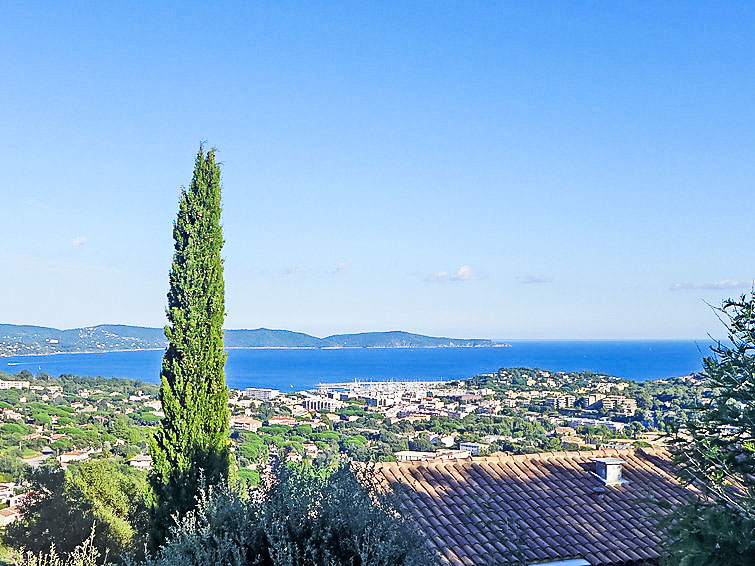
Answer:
[{"left": 1, "top": 2, "right": 753, "bottom": 339}]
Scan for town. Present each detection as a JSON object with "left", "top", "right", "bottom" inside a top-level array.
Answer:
[{"left": 0, "top": 366, "right": 704, "bottom": 528}]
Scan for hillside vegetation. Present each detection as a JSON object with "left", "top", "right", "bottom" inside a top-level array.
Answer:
[{"left": 0, "top": 325, "right": 498, "bottom": 356}]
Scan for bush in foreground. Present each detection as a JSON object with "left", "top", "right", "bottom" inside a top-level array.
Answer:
[
  {"left": 665, "top": 294, "right": 755, "bottom": 565},
  {"left": 9, "top": 526, "right": 101, "bottom": 566},
  {"left": 138, "top": 462, "right": 434, "bottom": 566}
]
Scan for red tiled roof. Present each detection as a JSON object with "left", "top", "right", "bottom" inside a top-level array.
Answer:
[{"left": 372, "top": 448, "right": 693, "bottom": 566}]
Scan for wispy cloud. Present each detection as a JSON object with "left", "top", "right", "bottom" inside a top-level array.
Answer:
[
  {"left": 452, "top": 265, "right": 479, "bottom": 281},
  {"left": 282, "top": 265, "right": 304, "bottom": 276},
  {"left": 670, "top": 279, "right": 751, "bottom": 291},
  {"left": 72, "top": 236, "right": 87, "bottom": 246},
  {"left": 331, "top": 260, "right": 353, "bottom": 275},
  {"left": 427, "top": 270, "right": 450, "bottom": 282},
  {"left": 523, "top": 272, "right": 553, "bottom": 284},
  {"left": 427, "top": 265, "right": 480, "bottom": 282}
]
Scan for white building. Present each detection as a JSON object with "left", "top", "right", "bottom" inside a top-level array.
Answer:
[
  {"left": 230, "top": 416, "right": 262, "bottom": 432},
  {"left": 128, "top": 454, "right": 153, "bottom": 470},
  {"left": 243, "top": 388, "right": 280, "bottom": 401},
  {"left": 302, "top": 396, "right": 344, "bottom": 412},
  {"left": 459, "top": 442, "right": 489, "bottom": 456}
]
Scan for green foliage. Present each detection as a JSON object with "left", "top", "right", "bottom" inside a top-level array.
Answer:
[
  {"left": 665, "top": 295, "right": 755, "bottom": 564},
  {"left": 69, "top": 459, "right": 149, "bottom": 557},
  {"left": 2, "top": 423, "right": 30, "bottom": 435},
  {"left": 407, "top": 435, "right": 435, "bottom": 453},
  {"left": 236, "top": 467, "right": 260, "bottom": 487},
  {"left": 662, "top": 500, "right": 755, "bottom": 566},
  {"left": 10, "top": 526, "right": 102, "bottom": 566},
  {"left": 149, "top": 146, "right": 232, "bottom": 548},
  {"left": 235, "top": 434, "right": 267, "bottom": 467},
  {"left": 2, "top": 461, "right": 148, "bottom": 562},
  {"left": 137, "top": 463, "right": 434, "bottom": 566}
]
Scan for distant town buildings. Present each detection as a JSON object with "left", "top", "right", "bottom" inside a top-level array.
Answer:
[
  {"left": 0, "top": 380, "right": 30, "bottom": 390},
  {"left": 394, "top": 450, "right": 471, "bottom": 462},
  {"left": 599, "top": 395, "right": 638, "bottom": 415},
  {"left": 128, "top": 454, "right": 153, "bottom": 470},
  {"left": 243, "top": 388, "right": 280, "bottom": 401},
  {"left": 230, "top": 415, "right": 263, "bottom": 432},
  {"left": 302, "top": 395, "right": 344, "bottom": 412},
  {"left": 458, "top": 441, "right": 489, "bottom": 456}
]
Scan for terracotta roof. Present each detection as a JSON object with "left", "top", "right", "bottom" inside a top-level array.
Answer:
[{"left": 372, "top": 448, "right": 694, "bottom": 566}]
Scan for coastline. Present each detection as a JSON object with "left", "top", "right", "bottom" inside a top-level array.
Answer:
[
  {"left": 1, "top": 347, "right": 166, "bottom": 358},
  {"left": 2, "top": 344, "right": 510, "bottom": 358},
  {"left": 0, "top": 341, "right": 708, "bottom": 385}
]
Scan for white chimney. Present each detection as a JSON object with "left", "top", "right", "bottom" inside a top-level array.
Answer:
[{"left": 591, "top": 457, "right": 627, "bottom": 486}]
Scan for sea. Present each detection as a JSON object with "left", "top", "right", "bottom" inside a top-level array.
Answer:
[{"left": 0, "top": 340, "right": 716, "bottom": 391}]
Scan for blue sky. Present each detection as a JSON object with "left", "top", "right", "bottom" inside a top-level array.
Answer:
[{"left": 1, "top": 2, "right": 753, "bottom": 339}]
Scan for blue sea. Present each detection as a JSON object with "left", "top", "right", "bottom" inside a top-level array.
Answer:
[{"left": 0, "top": 340, "right": 715, "bottom": 391}]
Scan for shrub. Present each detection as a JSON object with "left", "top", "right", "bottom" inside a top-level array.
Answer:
[
  {"left": 10, "top": 526, "right": 102, "bottom": 566},
  {"left": 138, "top": 463, "right": 435, "bottom": 566}
]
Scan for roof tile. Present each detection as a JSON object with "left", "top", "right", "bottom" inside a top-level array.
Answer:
[{"left": 370, "top": 448, "right": 694, "bottom": 566}]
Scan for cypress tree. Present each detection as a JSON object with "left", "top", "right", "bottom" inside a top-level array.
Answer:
[{"left": 149, "top": 145, "right": 232, "bottom": 547}]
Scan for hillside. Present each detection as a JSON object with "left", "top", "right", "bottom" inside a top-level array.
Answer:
[
  {"left": 0, "top": 325, "right": 498, "bottom": 355},
  {"left": 323, "top": 331, "right": 494, "bottom": 348}
]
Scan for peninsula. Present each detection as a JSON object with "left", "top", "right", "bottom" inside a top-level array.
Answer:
[{"left": 0, "top": 324, "right": 502, "bottom": 356}]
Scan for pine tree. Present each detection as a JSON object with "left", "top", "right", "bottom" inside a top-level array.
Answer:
[
  {"left": 149, "top": 145, "right": 232, "bottom": 548},
  {"left": 664, "top": 294, "right": 755, "bottom": 565}
]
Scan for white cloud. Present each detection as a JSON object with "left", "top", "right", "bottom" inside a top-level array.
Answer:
[
  {"left": 72, "top": 236, "right": 87, "bottom": 246},
  {"left": 282, "top": 265, "right": 303, "bottom": 276},
  {"left": 427, "top": 270, "right": 450, "bottom": 282},
  {"left": 331, "top": 260, "right": 353, "bottom": 274},
  {"left": 427, "top": 265, "right": 479, "bottom": 282},
  {"left": 451, "top": 265, "right": 479, "bottom": 281},
  {"left": 523, "top": 272, "right": 553, "bottom": 284},
  {"left": 670, "top": 279, "right": 751, "bottom": 291}
]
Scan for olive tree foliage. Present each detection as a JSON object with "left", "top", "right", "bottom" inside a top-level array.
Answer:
[
  {"left": 134, "top": 463, "right": 435, "bottom": 566},
  {"left": 664, "top": 294, "right": 755, "bottom": 565},
  {"left": 9, "top": 526, "right": 101, "bottom": 566}
]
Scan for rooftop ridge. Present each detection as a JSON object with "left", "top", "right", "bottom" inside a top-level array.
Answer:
[{"left": 379, "top": 447, "right": 645, "bottom": 468}]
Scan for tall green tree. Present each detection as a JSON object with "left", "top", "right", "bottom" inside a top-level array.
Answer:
[
  {"left": 664, "top": 294, "right": 755, "bottom": 565},
  {"left": 3, "top": 460, "right": 148, "bottom": 562},
  {"left": 149, "top": 146, "right": 232, "bottom": 547}
]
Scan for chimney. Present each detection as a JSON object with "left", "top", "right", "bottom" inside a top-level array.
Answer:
[{"left": 591, "top": 457, "right": 627, "bottom": 486}]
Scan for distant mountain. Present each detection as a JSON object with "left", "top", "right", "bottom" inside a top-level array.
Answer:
[
  {"left": 0, "top": 324, "right": 498, "bottom": 356},
  {"left": 224, "top": 328, "right": 325, "bottom": 348},
  {"left": 322, "top": 331, "right": 494, "bottom": 348},
  {"left": 0, "top": 324, "right": 167, "bottom": 356}
]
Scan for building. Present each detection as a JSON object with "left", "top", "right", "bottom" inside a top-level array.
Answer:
[
  {"left": 230, "top": 416, "right": 262, "bottom": 432},
  {"left": 394, "top": 450, "right": 433, "bottom": 462},
  {"left": 394, "top": 450, "right": 471, "bottom": 462},
  {"left": 302, "top": 396, "right": 344, "bottom": 412},
  {"left": 585, "top": 393, "right": 606, "bottom": 408},
  {"left": 243, "top": 388, "right": 280, "bottom": 401},
  {"left": 57, "top": 449, "right": 92, "bottom": 467},
  {"left": 0, "top": 507, "right": 21, "bottom": 527},
  {"left": 545, "top": 395, "right": 576, "bottom": 409},
  {"left": 371, "top": 448, "right": 695, "bottom": 566},
  {"left": 458, "top": 441, "right": 489, "bottom": 455},
  {"left": 128, "top": 454, "right": 153, "bottom": 470},
  {"left": 267, "top": 416, "right": 297, "bottom": 426},
  {"left": 0, "top": 380, "right": 30, "bottom": 390},
  {"left": 600, "top": 396, "right": 638, "bottom": 415},
  {"left": 364, "top": 394, "right": 402, "bottom": 408}
]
